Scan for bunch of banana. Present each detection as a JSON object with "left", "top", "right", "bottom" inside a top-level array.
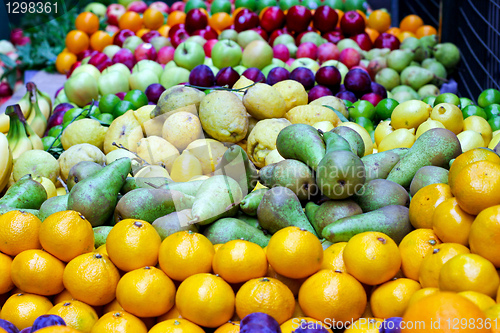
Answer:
[
  {"left": 5, "top": 104, "right": 43, "bottom": 160},
  {"left": 0, "top": 131, "right": 13, "bottom": 193}
]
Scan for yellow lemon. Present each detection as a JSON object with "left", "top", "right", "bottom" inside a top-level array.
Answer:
[
  {"left": 488, "top": 132, "right": 500, "bottom": 149},
  {"left": 374, "top": 120, "right": 393, "bottom": 146},
  {"left": 337, "top": 122, "right": 373, "bottom": 155},
  {"left": 457, "top": 130, "right": 485, "bottom": 152},
  {"left": 170, "top": 150, "right": 203, "bottom": 182},
  {"left": 430, "top": 103, "right": 464, "bottom": 134},
  {"left": 463, "top": 115, "right": 493, "bottom": 146},
  {"left": 415, "top": 118, "right": 445, "bottom": 139},
  {"left": 378, "top": 128, "right": 415, "bottom": 152},
  {"left": 391, "top": 100, "right": 432, "bottom": 129}
]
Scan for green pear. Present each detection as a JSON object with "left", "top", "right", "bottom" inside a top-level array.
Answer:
[
  {"left": 354, "top": 179, "right": 409, "bottom": 212},
  {"left": 152, "top": 209, "right": 198, "bottom": 241},
  {"left": 38, "top": 195, "right": 68, "bottom": 221},
  {"left": 433, "top": 43, "right": 460, "bottom": 69},
  {"left": 276, "top": 124, "right": 326, "bottom": 170},
  {"left": 203, "top": 218, "right": 271, "bottom": 247},
  {"left": 387, "top": 49, "right": 414, "bottom": 73},
  {"left": 400, "top": 66, "right": 434, "bottom": 90},
  {"left": 409, "top": 166, "right": 449, "bottom": 196},
  {"left": 0, "top": 174, "right": 47, "bottom": 210}
]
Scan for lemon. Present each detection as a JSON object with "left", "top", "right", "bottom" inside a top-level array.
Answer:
[
  {"left": 134, "top": 165, "right": 171, "bottom": 179},
  {"left": 185, "top": 139, "right": 228, "bottom": 175},
  {"left": 493, "top": 129, "right": 500, "bottom": 137},
  {"left": 136, "top": 136, "right": 180, "bottom": 172},
  {"left": 463, "top": 115, "right": 492, "bottom": 146},
  {"left": 309, "top": 96, "right": 348, "bottom": 118},
  {"left": 415, "top": 118, "right": 446, "bottom": 139},
  {"left": 33, "top": 176, "right": 57, "bottom": 199},
  {"left": 162, "top": 111, "right": 203, "bottom": 151},
  {"left": 337, "top": 122, "right": 373, "bottom": 156},
  {"left": 378, "top": 128, "right": 416, "bottom": 152},
  {"left": 243, "top": 83, "right": 287, "bottom": 120},
  {"left": 312, "top": 120, "right": 335, "bottom": 132},
  {"left": 273, "top": 80, "right": 308, "bottom": 112},
  {"left": 374, "top": 120, "right": 394, "bottom": 146},
  {"left": 391, "top": 100, "right": 432, "bottom": 129},
  {"left": 61, "top": 118, "right": 107, "bottom": 151},
  {"left": 56, "top": 187, "right": 67, "bottom": 196},
  {"left": 430, "top": 103, "right": 464, "bottom": 134},
  {"left": 457, "top": 130, "right": 485, "bottom": 152},
  {"left": 247, "top": 118, "right": 291, "bottom": 168},
  {"left": 133, "top": 104, "right": 155, "bottom": 129},
  {"left": 233, "top": 76, "right": 254, "bottom": 91},
  {"left": 488, "top": 132, "right": 500, "bottom": 149},
  {"left": 170, "top": 150, "right": 203, "bottom": 182},
  {"left": 285, "top": 105, "right": 341, "bottom": 126}
]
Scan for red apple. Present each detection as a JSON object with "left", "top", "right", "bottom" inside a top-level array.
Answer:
[
  {"left": 105, "top": 25, "right": 120, "bottom": 36},
  {"left": 170, "top": 1, "right": 185, "bottom": 12},
  {"left": 193, "top": 27, "right": 219, "bottom": 40},
  {"left": 273, "top": 44, "right": 290, "bottom": 62},
  {"left": 134, "top": 43, "right": 157, "bottom": 61},
  {"left": 113, "top": 29, "right": 135, "bottom": 47},
  {"left": 260, "top": 7, "right": 286, "bottom": 33},
  {"left": 286, "top": 5, "right": 312, "bottom": 33},
  {"left": 296, "top": 42, "right": 317, "bottom": 60},
  {"left": 77, "top": 49, "right": 98, "bottom": 61},
  {"left": 374, "top": 32, "right": 401, "bottom": 50},
  {"left": 285, "top": 58, "right": 294, "bottom": 67},
  {"left": 339, "top": 47, "right": 361, "bottom": 68},
  {"left": 96, "top": 59, "right": 112, "bottom": 72},
  {"left": 323, "top": 30, "right": 343, "bottom": 44},
  {"left": 203, "top": 39, "right": 218, "bottom": 57},
  {"left": 340, "top": 10, "right": 365, "bottom": 36},
  {"left": 170, "top": 29, "right": 190, "bottom": 48},
  {"left": 127, "top": 1, "right": 148, "bottom": 13},
  {"left": 106, "top": 4, "right": 126, "bottom": 26},
  {"left": 112, "top": 48, "right": 136, "bottom": 70},
  {"left": 168, "top": 24, "right": 185, "bottom": 39},
  {"left": 313, "top": 5, "right": 338, "bottom": 33},
  {"left": 158, "top": 46, "right": 176, "bottom": 64},
  {"left": 234, "top": 8, "right": 260, "bottom": 32},
  {"left": 317, "top": 42, "right": 339, "bottom": 63},
  {"left": 367, "top": 57, "right": 387, "bottom": 79},
  {"left": 294, "top": 26, "right": 315, "bottom": 45},
  {"left": 252, "top": 27, "right": 268, "bottom": 41},
  {"left": 67, "top": 61, "right": 81, "bottom": 78},
  {"left": 149, "top": 1, "right": 169, "bottom": 13},
  {"left": 88, "top": 52, "right": 109, "bottom": 66},
  {"left": 269, "top": 28, "right": 288, "bottom": 46},
  {"left": 350, "top": 32, "right": 372, "bottom": 51},
  {"left": 142, "top": 30, "right": 162, "bottom": 43},
  {"left": 185, "top": 8, "right": 208, "bottom": 34}
]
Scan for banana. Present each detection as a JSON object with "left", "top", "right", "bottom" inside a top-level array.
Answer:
[
  {"left": 17, "top": 91, "right": 32, "bottom": 120},
  {"left": 5, "top": 104, "right": 33, "bottom": 160},
  {"left": 25, "top": 83, "right": 47, "bottom": 137},
  {"left": 0, "top": 132, "right": 13, "bottom": 193},
  {"left": 25, "top": 123, "right": 44, "bottom": 150},
  {"left": 36, "top": 87, "right": 53, "bottom": 119},
  {"left": 0, "top": 114, "right": 9, "bottom": 134},
  {"left": 11, "top": 128, "right": 33, "bottom": 160},
  {"left": 5, "top": 106, "right": 20, "bottom": 152}
]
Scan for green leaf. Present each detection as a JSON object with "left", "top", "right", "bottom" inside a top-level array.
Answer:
[{"left": 0, "top": 54, "right": 16, "bottom": 69}]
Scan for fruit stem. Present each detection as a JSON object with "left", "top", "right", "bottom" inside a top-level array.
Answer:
[
  {"left": 185, "top": 80, "right": 264, "bottom": 92},
  {"left": 57, "top": 176, "right": 69, "bottom": 194},
  {"left": 434, "top": 75, "right": 448, "bottom": 83}
]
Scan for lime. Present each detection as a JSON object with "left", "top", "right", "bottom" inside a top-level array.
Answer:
[
  {"left": 434, "top": 93, "right": 460, "bottom": 106},
  {"left": 478, "top": 88, "right": 500, "bottom": 108},
  {"left": 113, "top": 100, "right": 135, "bottom": 118},
  {"left": 422, "top": 96, "right": 436, "bottom": 107},
  {"left": 124, "top": 90, "right": 148, "bottom": 110},
  {"left": 484, "top": 104, "right": 500, "bottom": 120},
  {"left": 184, "top": 0, "right": 207, "bottom": 12},
  {"left": 256, "top": 0, "right": 277, "bottom": 13},
  {"left": 62, "top": 108, "right": 85, "bottom": 124},
  {"left": 41, "top": 136, "right": 61, "bottom": 150},
  {"left": 488, "top": 117, "right": 500, "bottom": 132},
  {"left": 303, "top": 0, "right": 321, "bottom": 9},
  {"left": 343, "top": 100, "right": 353, "bottom": 108},
  {"left": 322, "top": 0, "right": 344, "bottom": 9},
  {"left": 374, "top": 98, "right": 399, "bottom": 121},
  {"left": 99, "top": 94, "right": 121, "bottom": 114},
  {"left": 344, "top": 0, "right": 367, "bottom": 12},
  {"left": 278, "top": 0, "right": 300, "bottom": 10},
  {"left": 355, "top": 117, "right": 374, "bottom": 132},
  {"left": 210, "top": 0, "right": 232, "bottom": 13},
  {"left": 350, "top": 100, "right": 375, "bottom": 120},
  {"left": 47, "top": 125, "right": 63, "bottom": 138},
  {"left": 83, "top": 105, "right": 100, "bottom": 116},
  {"left": 461, "top": 105, "right": 487, "bottom": 120},
  {"left": 95, "top": 113, "right": 114, "bottom": 126},
  {"left": 459, "top": 97, "right": 474, "bottom": 109},
  {"left": 235, "top": 0, "right": 256, "bottom": 11}
]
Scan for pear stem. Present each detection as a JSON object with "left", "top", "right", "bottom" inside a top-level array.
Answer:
[{"left": 57, "top": 176, "right": 69, "bottom": 194}]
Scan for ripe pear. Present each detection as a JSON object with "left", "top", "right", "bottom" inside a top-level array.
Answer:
[
  {"left": 400, "top": 66, "right": 434, "bottom": 91},
  {"left": 387, "top": 49, "right": 414, "bottom": 73},
  {"left": 433, "top": 43, "right": 461, "bottom": 69},
  {"left": 375, "top": 68, "right": 400, "bottom": 91}
]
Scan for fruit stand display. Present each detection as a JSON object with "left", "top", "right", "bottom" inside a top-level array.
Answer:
[{"left": 1, "top": 0, "right": 500, "bottom": 332}]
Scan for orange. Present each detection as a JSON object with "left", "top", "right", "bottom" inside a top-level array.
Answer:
[
  {"left": 343, "top": 232, "right": 401, "bottom": 285},
  {"left": 266, "top": 227, "right": 323, "bottom": 279},
  {"left": 0, "top": 293, "right": 53, "bottom": 329},
  {"left": 386, "top": 27, "right": 401, "bottom": 36},
  {"left": 298, "top": 270, "right": 366, "bottom": 325},
  {"left": 453, "top": 161, "right": 500, "bottom": 215},
  {"left": 63, "top": 253, "right": 120, "bottom": 306},
  {"left": 143, "top": 8, "right": 165, "bottom": 30},
  {"left": 36, "top": 327, "right": 81, "bottom": 333},
  {"left": 118, "top": 12, "right": 143, "bottom": 32},
  {"left": 47, "top": 300, "right": 98, "bottom": 333},
  {"left": 469, "top": 205, "right": 500, "bottom": 268},
  {"left": 75, "top": 12, "right": 99, "bottom": 35},
  {"left": 432, "top": 197, "right": 474, "bottom": 246},
  {"left": 335, "top": 9, "right": 343, "bottom": 28},
  {"left": 149, "top": 319, "right": 205, "bottom": 333},
  {"left": 280, "top": 317, "right": 333, "bottom": 333},
  {"left": 365, "top": 27, "right": 380, "bottom": 43},
  {"left": 39, "top": 210, "right": 94, "bottom": 262},
  {"left": 90, "top": 311, "right": 148, "bottom": 333},
  {"left": 55, "top": 52, "right": 77, "bottom": 74},
  {"left": 236, "top": 277, "right": 294, "bottom": 325},
  {"left": 345, "top": 318, "right": 384, "bottom": 332},
  {"left": 94, "top": 244, "right": 108, "bottom": 256},
  {"left": 457, "top": 291, "right": 496, "bottom": 312},
  {"left": 103, "top": 298, "right": 123, "bottom": 314},
  {"left": 419, "top": 243, "right": 470, "bottom": 288},
  {"left": 54, "top": 289, "right": 74, "bottom": 304},
  {"left": 167, "top": 11, "right": 186, "bottom": 26},
  {"left": 399, "top": 14, "right": 424, "bottom": 33},
  {"left": 265, "top": 264, "right": 305, "bottom": 297},
  {"left": 135, "top": 28, "right": 150, "bottom": 38},
  {"left": 293, "top": 300, "right": 306, "bottom": 318},
  {"left": 399, "top": 229, "right": 442, "bottom": 280},
  {"left": 175, "top": 273, "right": 234, "bottom": 328},
  {"left": 448, "top": 148, "right": 500, "bottom": 190},
  {"left": 65, "top": 30, "right": 90, "bottom": 55},
  {"left": 157, "top": 25, "right": 170, "bottom": 37},
  {"left": 116, "top": 266, "right": 176, "bottom": 318},
  {"left": 409, "top": 183, "right": 453, "bottom": 229},
  {"left": 0, "top": 210, "right": 42, "bottom": 256},
  {"left": 213, "top": 239, "right": 268, "bottom": 284},
  {"left": 106, "top": 219, "right": 161, "bottom": 272},
  {"left": 11, "top": 249, "right": 65, "bottom": 296},
  {"left": 90, "top": 31, "right": 113, "bottom": 52},
  {"left": 214, "top": 321, "right": 240, "bottom": 333},
  {"left": 416, "top": 25, "right": 437, "bottom": 38},
  {"left": 209, "top": 12, "right": 233, "bottom": 32},
  {"left": 356, "top": 10, "right": 368, "bottom": 24},
  {"left": 407, "top": 287, "right": 440, "bottom": 307},
  {"left": 484, "top": 304, "right": 500, "bottom": 333},
  {"left": 320, "top": 242, "right": 347, "bottom": 272},
  {"left": 157, "top": 304, "right": 182, "bottom": 321},
  {"left": 397, "top": 31, "right": 416, "bottom": 42},
  {"left": 367, "top": 9, "right": 391, "bottom": 33},
  {"left": 0, "top": 252, "right": 14, "bottom": 294},
  {"left": 402, "top": 292, "right": 490, "bottom": 332},
  {"left": 370, "top": 278, "right": 422, "bottom": 318},
  {"left": 158, "top": 230, "right": 214, "bottom": 281},
  {"left": 439, "top": 253, "right": 500, "bottom": 297}
]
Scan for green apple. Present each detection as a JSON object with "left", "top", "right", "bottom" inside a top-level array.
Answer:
[
  {"left": 150, "top": 36, "right": 171, "bottom": 51},
  {"left": 103, "top": 45, "right": 121, "bottom": 59},
  {"left": 174, "top": 42, "right": 205, "bottom": 71},
  {"left": 98, "top": 71, "right": 130, "bottom": 95},
  {"left": 241, "top": 40, "right": 273, "bottom": 70},
  {"left": 186, "top": 35, "right": 207, "bottom": 47},
  {"left": 102, "top": 63, "right": 131, "bottom": 80},
  {"left": 235, "top": 0, "right": 256, "bottom": 10},
  {"left": 262, "top": 64, "right": 278, "bottom": 76},
  {"left": 272, "top": 58, "right": 286, "bottom": 67},
  {"left": 123, "top": 36, "right": 143, "bottom": 53},
  {"left": 233, "top": 65, "right": 247, "bottom": 75},
  {"left": 64, "top": 72, "right": 99, "bottom": 107},
  {"left": 279, "top": 0, "right": 300, "bottom": 10},
  {"left": 290, "top": 58, "right": 320, "bottom": 73},
  {"left": 273, "top": 34, "right": 295, "bottom": 46},
  {"left": 285, "top": 43, "right": 298, "bottom": 58},
  {"left": 209, "top": 65, "right": 219, "bottom": 76},
  {"left": 54, "top": 89, "right": 71, "bottom": 106},
  {"left": 84, "top": 2, "right": 107, "bottom": 18},
  {"left": 204, "top": 57, "right": 214, "bottom": 66},
  {"left": 132, "top": 60, "right": 163, "bottom": 79},
  {"left": 337, "top": 39, "right": 362, "bottom": 52},
  {"left": 129, "top": 69, "right": 160, "bottom": 92},
  {"left": 211, "top": 0, "right": 232, "bottom": 13},
  {"left": 237, "top": 30, "right": 264, "bottom": 48},
  {"left": 299, "top": 32, "right": 325, "bottom": 46},
  {"left": 164, "top": 61, "right": 178, "bottom": 70},
  {"left": 257, "top": 0, "right": 277, "bottom": 12},
  {"left": 218, "top": 29, "right": 238, "bottom": 42},
  {"left": 118, "top": 0, "right": 135, "bottom": 7},
  {"left": 211, "top": 39, "right": 243, "bottom": 69},
  {"left": 185, "top": 0, "right": 207, "bottom": 12},
  {"left": 160, "top": 67, "right": 191, "bottom": 89}
]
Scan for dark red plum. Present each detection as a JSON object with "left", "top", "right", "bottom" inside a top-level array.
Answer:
[
  {"left": 344, "top": 68, "right": 371, "bottom": 96},
  {"left": 215, "top": 67, "right": 240, "bottom": 88},
  {"left": 308, "top": 85, "right": 333, "bottom": 102},
  {"left": 31, "top": 315, "right": 66, "bottom": 332},
  {"left": 370, "top": 82, "right": 387, "bottom": 98},
  {"left": 267, "top": 67, "right": 290, "bottom": 85},
  {"left": 361, "top": 92, "right": 383, "bottom": 106},
  {"left": 145, "top": 83, "right": 166, "bottom": 103},
  {"left": 338, "top": 84, "right": 346, "bottom": 92},
  {"left": 242, "top": 68, "right": 266, "bottom": 83},
  {"left": 294, "top": 326, "right": 330, "bottom": 333},
  {"left": 116, "top": 92, "right": 126, "bottom": 100},
  {"left": 315, "top": 66, "right": 341, "bottom": 93},
  {"left": 313, "top": 5, "right": 338, "bottom": 33},
  {"left": 189, "top": 64, "right": 215, "bottom": 87},
  {"left": 290, "top": 67, "right": 315, "bottom": 90},
  {"left": 374, "top": 32, "right": 401, "bottom": 50},
  {"left": 336, "top": 90, "right": 357, "bottom": 103}
]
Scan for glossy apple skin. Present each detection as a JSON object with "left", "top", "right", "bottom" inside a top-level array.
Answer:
[
  {"left": 157, "top": 46, "right": 175, "bottom": 64},
  {"left": 113, "top": 29, "right": 135, "bottom": 47},
  {"left": 286, "top": 5, "right": 313, "bottom": 33},
  {"left": 171, "top": 29, "right": 190, "bottom": 48},
  {"left": 294, "top": 26, "right": 316, "bottom": 45},
  {"left": 170, "top": 1, "right": 185, "bottom": 12},
  {"left": 313, "top": 5, "right": 338, "bottom": 33},
  {"left": 350, "top": 33, "right": 372, "bottom": 51},
  {"left": 252, "top": 27, "right": 268, "bottom": 41},
  {"left": 141, "top": 30, "right": 162, "bottom": 43},
  {"left": 106, "top": 4, "right": 126, "bottom": 26},
  {"left": 193, "top": 27, "right": 219, "bottom": 40},
  {"left": 234, "top": 9, "right": 260, "bottom": 32},
  {"left": 203, "top": 39, "right": 218, "bottom": 57},
  {"left": 273, "top": 44, "right": 290, "bottom": 62},
  {"left": 96, "top": 59, "right": 112, "bottom": 71},
  {"left": 374, "top": 32, "right": 401, "bottom": 50},
  {"left": 67, "top": 61, "right": 82, "bottom": 77},
  {"left": 149, "top": 1, "right": 169, "bottom": 13},
  {"left": 168, "top": 24, "right": 185, "bottom": 39},
  {"left": 361, "top": 92, "right": 383, "bottom": 106},
  {"left": 317, "top": 42, "right": 339, "bottom": 63},
  {"left": 112, "top": 48, "right": 136, "bottom": 70},
  {"left": 135, "top": 43, "right": 158, "bottom": 61},
  {"left": 260, "top": 6, "right": 286, "bottom": 32},
  {"left": 340, "top": 10, "right": 366, "bottom": 36},
  {"left": 296, "top": 42, "right": 318, "bottom": 60},
  {"left": 338, "top": 47, "right": 361, "bottom": 69},
  {"left": 323, "top": 30, "right": 343, "bottom": 44},
  {"left": 185, "top": 8, "right": 208, "bottom": 34},
  {"left": 88, "top": 52, "right": 109, "bottom": 67},
  {"left": 127, "top": 1, "right": 148, "bottom": 13}
]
